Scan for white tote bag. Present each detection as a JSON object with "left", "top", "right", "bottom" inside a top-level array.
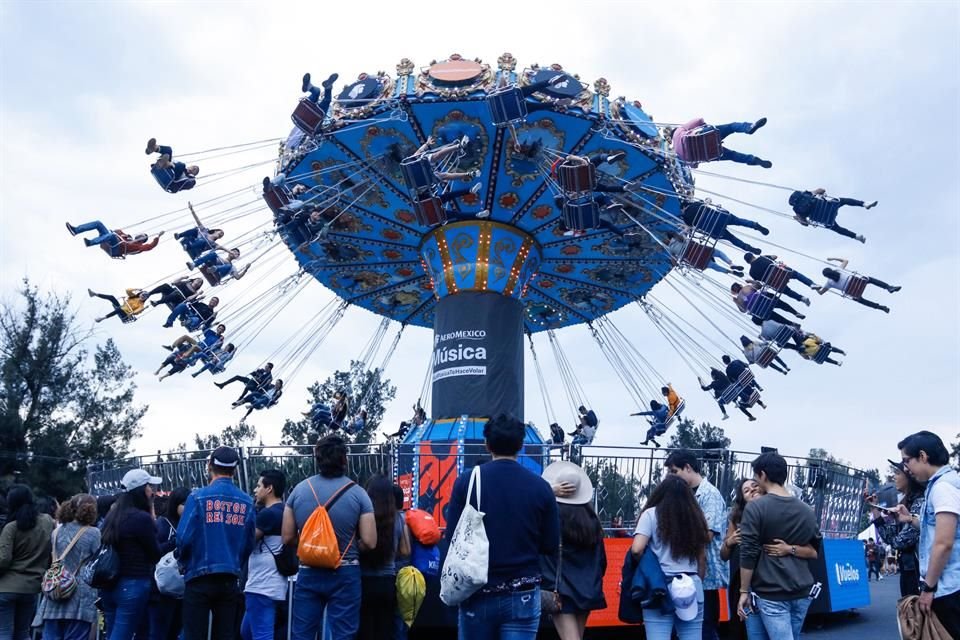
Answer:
[{"left": 439, "top": 465, "right": 489, "bottom": 605}]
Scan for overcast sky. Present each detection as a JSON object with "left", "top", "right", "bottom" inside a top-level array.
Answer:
[{"left": 1, "top": 1, "right": 957, "bottom": 472}]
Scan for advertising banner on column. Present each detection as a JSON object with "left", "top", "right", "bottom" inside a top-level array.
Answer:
[{"left": 432, "top": 292, "right": 524, "bottom": 421}]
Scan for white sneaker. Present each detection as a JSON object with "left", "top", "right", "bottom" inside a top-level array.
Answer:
[
  {"left": 856, "top": 234, "right": 866, "bottom": 244},
  {"left": 470, "top": 182, "right": 482, "bottom": 195},
  {"left": 722, "top": 414, "right": 730, "bottom": 421},
  {"left": 802, "top": 297, "right": 811, "bottom": 306},
  {"left": 476, "top": 209, "right": 490, "bottom": 219},
  {"left": 459, "top": 135, "right": 470, "bottom": 149}
]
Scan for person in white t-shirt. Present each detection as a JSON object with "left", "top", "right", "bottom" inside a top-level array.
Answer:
[
  {"left": 241, "top": 470, "right": 289, "bottom": 640},
  {"left": 816, "top": 257, "right": 901, "bottom": 313}
]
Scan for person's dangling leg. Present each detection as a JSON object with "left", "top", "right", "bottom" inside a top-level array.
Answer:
[
  {"left": 438, "top": 188, "right": 473, "bottom": 204},
  {"left": 780, "top": 286, "right": 809, "bottom": 305},
  {"left": 712, "top": 247, "right": 733, "bottom": 266},
  {"left": 769, "top": 311, "right": 800, "bottom": 328},
  {"left": 828, "top": 222, "right": 860, "bottom": 240},
  {"left": 768, "top": 362, "right": 788, "bottom": 375},
  {"left": 718, "top": 147, "right": 771, "bottom": 168},
  {"left": 774, "top": 298, "right": 804, "bottom": 318},
  {"left": 788, "top": 269, "right": 817, "bottom": 289},
  {"left": 719, "top": 230, "right": 762, "bottom": 255},
  {"left": 725, "top": 213, "right": 770, "bottom": 235},
  {"left": 316, "top": 74, "right": 338, "bottom": 114},
  {"left": 177, "top": 228, "right": 201, "bottom": 242},
  {"left": 738, "top": 404, "right": 756, "bottom": 421},
  {"left": 773, "top": 354, "right": 790, "bottom": 371},
  {"left": 164, "top": 302, "right": 189, "bottom": 328},
  {"left": 715, "top": 122, "right": 754, "bottom": 139},
  {"left": 71, "top": 220, "right": 111, "bottom": 238},
  {"left": 716, "top": 400, "right": 729, "bottom": 420},
  {"left": 215, "top": 375, "right": 250, "bottom": 390},
  {"left": 146, "top": 284, "right": 174, "bottom": 300},
  {"left": 852, "top": 296, "right": 889, "bottom": 313},
  {"left": 867, "top": 276, "right": 900, "bottom": 292},
  {"left": 836, "top": 197, "right": 865, "bottom": 208}
]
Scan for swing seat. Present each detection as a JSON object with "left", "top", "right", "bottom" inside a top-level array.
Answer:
[
  {"left": 151, "top": 166, "right": 196, "bottom": 194},
  {"left": 762, "top": 263, "right": 791, "bottom": 292},
  {"left": 738, "top": 387, "right": 762, "bottom": 408},
  {"left": 690, "top": 204, "right": 728, "bottom": 238},
  {"left": 413, "top": 195, "right": 447, "bottom": 227},
  {"left": 486, "top": 86, "right": 528, "bottom": 126},
  {"left": 263, "top": 184, "right": 293, "bottom": 214},
  {"left": 807, "top": 197, "right": 841, "bottom": 226},
  {"left": 98, "top": 240, "right": 125, "bottom": 260},
  {"left": 198, "top": 265, "right": 223, "bottom": 287},
  {"left": 843, "top": 275, "right": 868, "bottom": 299},
  {"left": 680, "top": 241, "right": 714, "bottom": 270},
  {"left": 746, "top": 291, "right": 777, "bottom": 322},
  {"left": 683, "top": 126, "right": 723, "bottom": 163},
  {"left": 291, "top": 98, "right": 326, "bottom": 136},
  {"left": 557, "top": 161, "right": 597, "bottom": 195},
  {"left": 119, "top": 314, "right": 137, "bottom": 325},
  {"left": 671, "top": 398, "right": 686, "bottom": 418},
  {"left": 401, "top": 156, "right": 437, "bottom": 192},
  {"left": 770, "top": 325, "right": 796, "bottom": 348},
  {"left": 755, "top": 344, "right": 780, "bottom": 368},
  {"left": 812, "top": 343, "right": 833, "bottom": 364},
  {"left": 562, "top": 199, "right": 600, "bottom": 232}
]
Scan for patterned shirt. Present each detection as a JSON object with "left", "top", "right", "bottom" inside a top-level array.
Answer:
[{"left": 696, "top": 478, "right": 729, "bottom": 590}]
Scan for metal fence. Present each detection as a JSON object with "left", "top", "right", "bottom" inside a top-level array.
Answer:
[{"left": 87, "top": 443, "right": 870, "bottom": 538}]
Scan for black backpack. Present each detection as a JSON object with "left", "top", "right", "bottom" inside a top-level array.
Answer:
[{"left": 271, "top": 542, "right": 299, "bottom": 577}]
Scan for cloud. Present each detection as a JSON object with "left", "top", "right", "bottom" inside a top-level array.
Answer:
[{"left": 1, "top": 2, "right": 957, "bottom": 471}]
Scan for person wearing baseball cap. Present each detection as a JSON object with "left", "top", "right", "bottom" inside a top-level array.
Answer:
[
  {"left": 630, "top": 474, "right": 710, "bottom": 639},
  {"left": 540, "top": 461, "right": 607, "bottom": 638},
  {"left": 869, "top": 459, "right": 926, "bottom": 598},
  {"left": 176, "top": 446, "right": 255, "bottom": 640},
  {"left": 99, "top": 469, "right": 171, "bottom": 640}
]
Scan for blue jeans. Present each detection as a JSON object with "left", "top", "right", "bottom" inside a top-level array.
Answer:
[
  {"left": 241, "top": 593, "right": 278, "bottom": 640},
  {"left": 393, "top": 611, "right": 408, "bottom": 640},
  {"left": 292, "top": 565, "right": 362, "bottom": 640},
  {"left": 192, "top": 251, "right": 220, "bottom": 268},
  {"left": 457, "top": 587, "right": 541, "bottom": 640},
  {"left": 755, "top": 596, "right": 812, "bottom": 640},
  {"left": 725, "top": 214, "right": 766, "bottom": 232},
  {"left": 307, "top": 85, "right": 333, "bottom": 114},
  {"left": 74, "top": 220, "right": 118, "bottom": 247},
  {"left": 744, "top": 609, "right": 770, "bottom": 640},
  {"left": 165, "top": 302, "right": 191, "bottom": 326},
  {"left": 719, "top": 148, "right": 762, "bottom": 166},
  {"left": 789, "top": 270, "right": 816, "bottom": 288},
  {"left": 640, "top": 575, "right": 704, "bottom": 640},
  {"left": 42, "top": 620, "right": 92, "bottom": 640},
  {"left": 102, "top": 577, "right": 152, "bottom": 640},
  {"left": 715, "top": 122, "right": 754, "bottom": 139},
  {"left": 0, "top": 592, "right": 37, "bottom": 640}
]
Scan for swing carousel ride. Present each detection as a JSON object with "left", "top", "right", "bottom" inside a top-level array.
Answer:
[{"left": 70, "top": 52, "right": 900, "bottom": 459}]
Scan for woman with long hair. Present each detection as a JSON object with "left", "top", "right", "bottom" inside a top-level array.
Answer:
[
  {"left": 871, "top": 460, "right": 925, "bottom": 597},
  {"left": 149, "top": 488, "right": 190, "bottom": 640},
  {"left": 631, "top": 474, "right": 711, "bottom": 640},
  {"left": 0, "top": 485, "right": 56, "bottom": 640},
  {"left": 35, "top": 494, "right": 102, "bottom": 640},
  {"left": 358, "top": 474, "right": 409, "bottom": 640},
  {"left": 541, "top": 462, "right": 607, "bottom": 640},
  {"left": 99, "top": 470, "right": 165, "bottom": 640}
]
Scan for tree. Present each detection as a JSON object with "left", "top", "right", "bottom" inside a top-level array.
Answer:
[
  {"left": 0, "top": 281, "right": 146, "bottom": 497},
  {"left": 281, "top": 360, "right": 397, "bottom": 451},
  {"left": 667, "top": 418, "right": 731, "bottom": 450},
  {"left": 952, "top": 432, "right": 960, "bottom": 471}
]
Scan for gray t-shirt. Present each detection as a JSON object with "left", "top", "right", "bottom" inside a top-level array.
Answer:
[
  {"left": 635, "top": 507, "right": 698, "bottom": 575},
  {"left": 286, "top": 475, "right": 373, "bottom": 565},
  {"left": 362, "top": 514, "right": 405, "bottom": 577}
]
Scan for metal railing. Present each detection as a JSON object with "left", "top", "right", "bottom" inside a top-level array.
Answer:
[{"left": 87, "top": 443, "right": 870, "bottom": 538}]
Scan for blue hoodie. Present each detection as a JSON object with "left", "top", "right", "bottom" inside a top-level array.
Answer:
[{"left": 176, "top": 477, "right": 255, "bottom": 582}]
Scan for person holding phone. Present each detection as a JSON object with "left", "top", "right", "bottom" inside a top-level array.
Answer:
[{"left": 869, "top": 460, "right": 925, "bottom": 597}]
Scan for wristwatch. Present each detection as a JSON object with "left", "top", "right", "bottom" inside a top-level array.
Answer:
[
  {"left": 920, "top": 580, "right": 938, "bottom": 593},
  {"left": 790, "top": 545, "right": 797, "bottom": 556}
]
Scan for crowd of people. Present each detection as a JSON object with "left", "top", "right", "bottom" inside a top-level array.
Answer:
[{"left": 0, "top": 427, "right": 956, "bottom": 640}]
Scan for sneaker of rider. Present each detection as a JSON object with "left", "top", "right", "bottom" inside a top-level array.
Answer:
[
  {"left": 145, "top": 138, "right": 157, "bottom": 155},
  {"left": 476, "top": 209, "right": 490, "bottom": 219},
  {"left": 321, "top": 73, "right": 339, "bottom": 89},
  {"left": 722, "top": 414, "right": 730, "bottom": 421},
  {"left": 66, "top": 222, "right": 77, "bottom": 236},
  {"left": 865, "top": 200, "right": 879, "bottom": 209},
  {"left": 162, "top": 345, "right": 174, "bottom": 352},
  {"left": 470, "top": 182, "right": 482, "bottom": 195},
  {"left": 758, "top": 225, "right": 771, "bottom": 236},
  {"left": 301, "top": 73, "right": 312, "bottom": 93},
  {"left": 186, "top": 261, "right": 195, "bottom": 270},
  {"left": 459, "top": 135, "right": 470, "bottom": 149},
  {"left": 801, "top": 296, "right": 811, "bottom": 306},
  {"left": 749, "top": 117, "right": 768, "bottom": 134},
  {"left": 881, "top": 306, "right": 890, "bottom": 314},
  {"left": 758, "top": 159, "right": 773, "bottom": 169},
  {"left": 888, "top": 285, "right": 902, "bottom": 293},
  {"left": 856, "top": 234, "right": 867, "bottom": 244}
]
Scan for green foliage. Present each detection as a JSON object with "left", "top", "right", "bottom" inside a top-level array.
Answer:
[
  {"left": 281, "top": 360, "right": 397, "bottom": 451},
  {"left": 952, "top": 433, "right": 960, "bottom": 471},
  {"left": 667, "top": 418, "right": 731, "bottom": 450},
  {"left": 0, "top": 281, "right": 146, "bottom": 497}
]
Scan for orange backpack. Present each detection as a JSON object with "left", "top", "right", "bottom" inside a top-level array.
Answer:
[
  {"left": 406, "top": 508, "right": 441, "bottom": 546},
  {"left": 297, "top": 479, "right": 356, "bottom": 569}
]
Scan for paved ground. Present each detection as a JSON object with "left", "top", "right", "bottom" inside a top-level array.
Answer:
[
  {"left": 803, "top": 576, "right": 900, "bottom": 640},
  {"left": 412, "top": 576, "right": 903, "bottom": 638}
]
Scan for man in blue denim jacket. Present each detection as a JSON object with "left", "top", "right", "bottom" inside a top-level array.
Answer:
[
  {"left": 897, "top": 431, "right": 960, "bottom": 637},
  {"left": 177, "top": 446, "right": 256, "bottom": 640}
]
